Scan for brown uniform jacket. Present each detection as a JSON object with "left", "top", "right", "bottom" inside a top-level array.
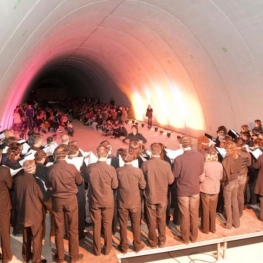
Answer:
[
  {"left": 254, "top": 155, "right": 263, "bottom": 195},
  {"left": 116, "top": 164, "right": 146, "bottom": 209},
  {"left": 15, "top": 172, "right": 43, "bottom": 227},
  {"left": 141, "top": 157, "right": 174, "bottom": 204},
  {"left": 237, "top": 149, "right": 251, "bottom": 174},
  {"left": 222, "top": 155, "right": 242, "bottom": 183},
  {"left": 0, "top": 165, "right": 13, "bottom": 212},
  {"left": 86, "top": 161, "right": 118, "bottom": 209},
  {"left": 173, "top": 149, "right": 204, "bottom": 196},
  {"left": 47, "top": 160, "right": 83, "bottom": 198}
]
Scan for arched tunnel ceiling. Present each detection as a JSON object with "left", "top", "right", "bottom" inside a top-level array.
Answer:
[{"left": 1, "top": 0, "right": 263, "bottom": 136}]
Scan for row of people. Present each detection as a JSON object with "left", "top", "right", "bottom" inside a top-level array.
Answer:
[{"left": 2, "top": 131, "right": 262, "bottom": 263}]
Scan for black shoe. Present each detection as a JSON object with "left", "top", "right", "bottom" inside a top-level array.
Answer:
[
  {"left": 53, "top": 254, "right": 64, "bottom": 263},
  {"left": 134, "top": 243, "right": 145, "bottom": 253},
  {"left": 118, "top": 245, "right": 127, "bottom": 254},
  {"left": 79, "top": 233, "right": 86, "bottom": 240},
  {"left": 70, "top": 254, "right": 84, "bottom": 263}
]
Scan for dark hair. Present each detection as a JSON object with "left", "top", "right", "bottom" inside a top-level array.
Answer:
[
  {"left": 68, "top": 144, "right": 79, "bottom": 156},
  {"left": 150, "top": 143, "right": 162, "bottom": 156},
  {"left": 97, "top": 145, "right": 109, "bottom": 158},
  {"left": 7, "top": 144, "right": 21, "bottom": 161},
  {"left": 131, "top": 125, "right": 138, "bottom": 132},
  {"left": 121, "top": 149, "right": 134, "bottom": 163},
  {"left": 35, "top": 149, "right": 47, "bottom": 162},
  {"left": 217, "top": 125, "right": 227, "bottom": 134},
  {"left": 46, "top": 136, "right": 53, "bottom": 144},
  {"left": 54, "top": 146, "right": 68, "bottom": 160}
]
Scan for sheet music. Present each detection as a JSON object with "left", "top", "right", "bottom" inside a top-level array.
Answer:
[
  {"left": 231, "top": 129, "right": 240, "bottom": 137},
  {"left": 84, "top": 157, "right": 90, "bottom": 166},
  {"left": 164, "top": 148, "right": 184, "bottom": 161},
  {"left": 2, "top": 146, "right": 8, "bottom": 154},
  {"left": 118, "top": 156, "right": 139, "bottom": 168},
  {"left": 43, "top": 144, "right": 57, "bottom": 156},
  {"left": 215, "top": 147, "right": 227, "bottom": 158},
  {"left": 0, "top": 132, "right": 5, "bottom": 140},
  {"left": 19, "top": 150, "right": 37, "bottom": 165},
  {"left": 79, "top": 148, "right": 90, "bottom": 158},
  {"left": 88, "top": 151, "right": 98, "bottom": 164},
  {"left": 66, "top": 157, "right": 84, "bottom": 171},
  {"left": 45, "top": 162, "right": 53, "bottom": 167},
  {"left": 249, "top": 148, "right": 262, "bottom": 160},
  {"left": 3, "top": 166, "right": 23, "bottom": 177},
  {"left": 208, "top": 139, "right": 216, "bottom": 147},
  {"left": 21, "top": 143, "right": 30, "bottom": 155}
]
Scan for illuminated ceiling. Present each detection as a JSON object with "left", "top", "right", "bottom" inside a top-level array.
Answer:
[{"left": 1, "top": 0, "right": 263, "bottom": 136}]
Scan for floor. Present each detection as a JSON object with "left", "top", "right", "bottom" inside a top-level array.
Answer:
[{"left": 6, "top": 120, "right": 263, "bottom": 263}]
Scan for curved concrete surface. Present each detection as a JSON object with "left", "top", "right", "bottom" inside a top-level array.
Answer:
[{"left": 1, "top": 0, "right": 263, "bottom": 136}]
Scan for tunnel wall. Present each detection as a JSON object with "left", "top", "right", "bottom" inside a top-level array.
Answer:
[{"left": 0, "top": 0, "right": 263, "bottom": 137}]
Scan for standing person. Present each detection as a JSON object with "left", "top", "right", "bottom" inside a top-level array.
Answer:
[
  {"left": 34, "top": 150, "right": 54, "bottom": 238},
  {"left": 200, "top": 147, "right": 223, "bottom": 234},
  {"left": 25, "top": 104, "right": 34, "bottom": 130},
  {"left": 13, "top": 108, "right": 22, "bottom": 132},
  {"left": 145, "top": 105, "right": 153, "bottom": 129},
  {"left": 173, "top": 136, "right": 204, "bottom": 244},
  {"left": 15, "top": 160, "right": 46, "bottom": 263},
  {"left": 0, "top": 162, "right": 13, "bottom": 263},
  {"left": 253, "top": 150, "right": 263, "bottom": 221},
  {"left": 67, "top": 144, "right": 87, "bottom": 240},
  {"left": 221, "top": 142, "right": 242, "bottom": 229},
  {"left": 141, "top": 143, "right": 174, "bottom": 248},
  {"left": 116, "top": 149, "right": 146, "bottom": 253},
  {"left": 47, "top": 146, "right": 83, "bottom": 263},
  {"left": 86, "top": 145, "right": 118, "bottom": 256},
  {"left": 4, "top": 143, "right": 23, "bottom": 236},
  {"left": 234, "top": 138, "right": 251, "bottom": 216}
]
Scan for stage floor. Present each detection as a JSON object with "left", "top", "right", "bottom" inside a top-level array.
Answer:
[{"left": 8, "top": 120, "right": 263, "bottom": 263}]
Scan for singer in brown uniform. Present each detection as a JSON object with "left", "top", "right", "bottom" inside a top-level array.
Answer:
[
  {"left": 86, "top": 145, "right": 118, "bottom": 256},
  {"left": 47, "top": 146, "right": 83, "bottom": 263},
  {"left": 141, "top": 143, "right": 174, "bottom": 248},
  {"left": 15, "top": 160, "right": 46, "bottom": 263},
  {"left": 116, "top": 149, "right": 146, "bottom": 253},
  {"left": 0, "top": 163, "right": 13, "bottom": 263}
]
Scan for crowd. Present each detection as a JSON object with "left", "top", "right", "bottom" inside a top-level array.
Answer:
[{"left": 0, "top": 98, "right": 263, "bottom": 263}]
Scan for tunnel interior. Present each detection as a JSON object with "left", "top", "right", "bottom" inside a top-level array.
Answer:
[
  {"left": 26, "top": 56, "right": 131, "bottom": 106},
  {"left": 1, "top": 0, "right": 263, "bottom": 136}
]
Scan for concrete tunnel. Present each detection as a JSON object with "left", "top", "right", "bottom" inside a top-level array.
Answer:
[{"left": 1, "top": 0, "right": 263, "bottom": 137}]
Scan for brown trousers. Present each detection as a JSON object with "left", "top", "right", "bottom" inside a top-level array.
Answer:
[
  {"left": 0, "top": 210, "right": 13, "bottom": 263},
  {"left": 145, "top": 202, "right": 167, "bottom": 247},
  {"left": 118, "top": 205, "right": 143, "bottom": 252},
  {"left": 259, "top": 196, "right": 263, "bottom": 221},
  {"left": 22, "top": 220, "right": 43, "bottom": 263},
  {"left": 52, "top": 196, "right": 79, "bottom": 262},
  {"left": 90, "top": 206, "right": 114, "bottom": 256},
  {"left": 223, "top": 180, "right": 240, "bottom": 229},
  {"left": 200, "top": 192, "right": 218, "bottom": 233},
  {"left": 177, "top": 194, "right": 199, "bottom": 243},
  {"left": 237, "top": 173, "right": 247, "bottom": 217}
]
